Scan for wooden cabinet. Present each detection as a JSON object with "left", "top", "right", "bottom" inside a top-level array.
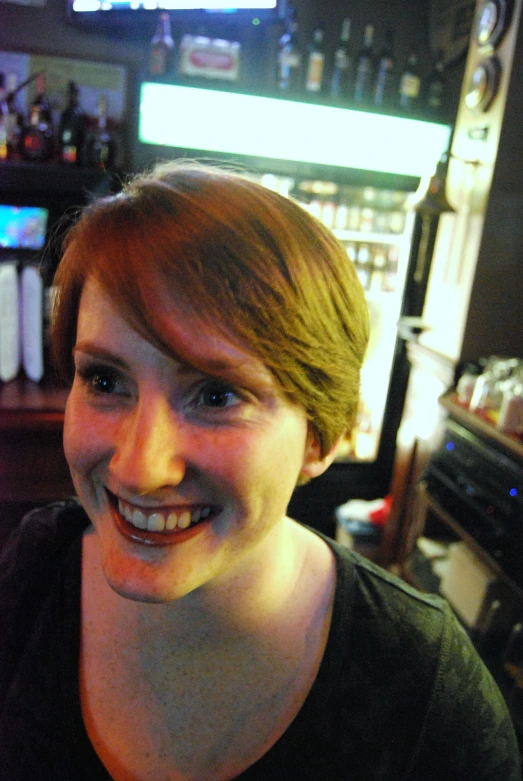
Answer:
[{"left": 0, "top": 377, "right": 73, "bottom": 546}]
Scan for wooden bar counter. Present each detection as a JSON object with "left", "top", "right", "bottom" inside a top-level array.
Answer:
[{"left": 0, "top": 376, "right": 74, "bottom": 545}]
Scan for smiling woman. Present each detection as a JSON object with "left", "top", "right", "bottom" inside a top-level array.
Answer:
[{"left": 0, "top": 161, "right": 520, "bottom": 781}]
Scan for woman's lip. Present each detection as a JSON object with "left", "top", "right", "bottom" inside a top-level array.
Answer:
[{"left": 106, "top": 491, "right": 215, "bottom": 547}]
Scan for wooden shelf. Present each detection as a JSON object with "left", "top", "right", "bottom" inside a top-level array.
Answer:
[
  {"left": 418, "top": 481, "right": 523, "bottom": 603},
  {"left": 0, "top": 161, "right": 119, "bottom": 197},
  {"left": 0, "top": 376, "right": 73, "bottom": 507},
  {"left": 439, "top": 392, "right": 523, "bottom": 463}
]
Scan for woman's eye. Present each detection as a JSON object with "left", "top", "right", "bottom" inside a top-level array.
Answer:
[
  {"left": 197, "top": 382, "right": 241, "bottom": 409},
  {"left": 77, "top": 366, "right": 122, "bottom": 396}
]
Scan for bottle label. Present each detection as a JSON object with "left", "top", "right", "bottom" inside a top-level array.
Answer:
[
  {"left": 306, "top": 53, "right": 325, "bottom": 91},
  {"left": 0, "top": 122, "right": 7, "bottom": 161},
  {"left": 400, "top": 73, "right": 421, "bottom": 98},
  {"left": 149, "top": 48, "right": 168, "bottom": 76},
  {"left": 334, "top": 49, "right": 350, "bottom": 70},
  {"left": 62, "top": 145, "right": 77, "bottom": 164},
  {"left": 279, "top": 51, "right": 301, "bottom": 69}
]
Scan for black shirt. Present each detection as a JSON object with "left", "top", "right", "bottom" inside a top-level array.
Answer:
[{"left": 0, "top": 500, "right": 520, "bottom": 780}]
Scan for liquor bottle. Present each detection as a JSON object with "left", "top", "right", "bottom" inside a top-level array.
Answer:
[
  {"left": 305, "top": 23, "right": 325, "bottom": 93},
  {"left": 21, "top": 73, "right": 54, "bottom": 161},
  {"left": 149, "top": 12, "right": 175, "bottom": 76},
  {"left": 59, "top": 81, "right": 86, "bottom": 165},
  {"left": 330, "top": 17, "right": 353, "bottom": 99},
  {"left": 373, "top": 28, "right": 395, "bottom": 108},
  {"left": 424, "top": 49, "right": 446, "bottom": 117},
  {"left": 353, "top": 24, "right": 375, "bottom": 104},
  {"left": 5, "top": 73, "right": 24, "bottom": 160},
  {"left": 0, "top": 73, "right": 7, "bottom": 161},
  {"left": 398, "top": 48, "right": 421, "bottom": 112},
  {"left": 277, "top": 7, "right": 302, "bottom": 92},
  {"left": 503, "top": 623, "right": 523, "bottom": 687},
  {"left": 85, "top": 94, "right": 116, "bottom": 170},
  {"left": 31, "top": 72, "right": 53, "bottom": 126}
]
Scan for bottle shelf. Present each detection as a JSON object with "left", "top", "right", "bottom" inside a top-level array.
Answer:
[
  {"left": 439, "top": 392, "right": 523, "bottom": 463},
  {"left": 333, "top": 229, "right": 405, "bottom": 243},
  {"left": 0, "top": 160, "right": 119, "bottom": 197}
]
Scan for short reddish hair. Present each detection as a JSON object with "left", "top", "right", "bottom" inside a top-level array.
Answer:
[{"left": 52, "top": 161, "right": 369, "bottom": 457}]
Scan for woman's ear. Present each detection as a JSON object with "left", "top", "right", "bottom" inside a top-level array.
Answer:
[{"left": 300, "top": 427, "right": 342, "bottom": 481}]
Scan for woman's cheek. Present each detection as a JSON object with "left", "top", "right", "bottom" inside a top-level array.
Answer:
[{"left": 64, "top": 395, "right": 113, "bottom": 474}]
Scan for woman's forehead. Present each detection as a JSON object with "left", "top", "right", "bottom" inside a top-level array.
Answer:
[{"left": 79, "top": 276, "right": 268, "bottom": 383}]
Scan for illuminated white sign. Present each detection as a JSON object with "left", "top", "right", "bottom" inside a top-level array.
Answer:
[{"left": 138, "top": 82, "right": 451, "bottom": 179}]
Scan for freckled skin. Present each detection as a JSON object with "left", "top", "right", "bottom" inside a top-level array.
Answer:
[{"left": 64, "top": 278, "right": 332, "bottom": 605}]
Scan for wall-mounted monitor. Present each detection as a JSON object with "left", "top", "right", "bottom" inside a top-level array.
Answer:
[{"left": 0, "top": 206, "right": 49, "bottom": 252}]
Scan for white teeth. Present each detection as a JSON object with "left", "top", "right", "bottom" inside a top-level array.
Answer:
[
  {"left": 166, "top": 512, "right": 178, "bottom": 530},
  {"left": 117, "top": 498, "right": 212, "bottom": 533},
  {"left": 132, "top": 509, "right": 147, "bottom": 529},
  {"left": 177, "top": 510, "right": 191, "bottom": 529},
  {"left": 147, "top": 513, "right": 165, "bottom": 532}
]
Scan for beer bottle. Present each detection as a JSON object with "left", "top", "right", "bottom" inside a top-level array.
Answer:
[
  {"left": 305, "top": 23, "right": 325, "bottom": 93},
  {"left": 374, "top": 28, "right": 395, "bottom": 108},
  {"left": 22, "top": 73, "right": 54, "bottom": 161},
  {"left": 85, "top": 94, "right": 116, "bottom": 169},
  {"left": 330, "top": 17, "right": 353, "bottom": 99},
  {"left": 277, "top": 7, "right": 302, "bottom": 92},
  {"left": 398, "top": 48, "right": 421, "bottom": 112},
  {"left": 353, "top": 24, "right": 375, "bottom": 104},
  {"left": 149, "top": 12, "right": 175, "bottom": 76},
  {"left": 59, "top": 81, "right": 86, "bottom": 165}
]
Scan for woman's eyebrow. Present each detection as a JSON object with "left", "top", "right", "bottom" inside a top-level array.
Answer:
[
  {"left": 73, "top": 340, "right": 247, "bottom": 379},
  {"left": 72, "top": 343, "right": 130, "bottom": 371}
]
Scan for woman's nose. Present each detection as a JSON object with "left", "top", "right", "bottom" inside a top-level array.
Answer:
[{"left": 109, "top": 396, "right": 186, "bottom": 494}]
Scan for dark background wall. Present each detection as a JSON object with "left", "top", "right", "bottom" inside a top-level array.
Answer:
[{"left": 0, "top": 0, "right": 467, "bottom": 170}]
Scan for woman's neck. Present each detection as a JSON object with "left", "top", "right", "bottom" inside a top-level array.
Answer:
[{"left": 83, "top": 516, "right": 322, "bottom": 652}]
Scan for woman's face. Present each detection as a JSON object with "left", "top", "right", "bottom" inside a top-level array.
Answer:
[{"left": 64, "top": 278, "right": 327, "bottom": 603}]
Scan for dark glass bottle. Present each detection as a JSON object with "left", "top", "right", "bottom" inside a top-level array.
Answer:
[
  {"left": 85, "top": 95, "right": 116, "bottom": 170},
  {"left": 0, "top": 74, "right": 7, "bottom": 161},
  {"left": 22, "top": 73, "right": 54, "bottom": 162},
  {"left": 424, "top": 49, "right": 446, "bottom": 117},
  {"left": 373, "top": 28, "right": 395, "bottom": 108},
  {"left": 305, "top": 23, "right": 325, "bottom": 93},
  {"left": 503, "top": 623, "right": 523, "bottom": 687},
  {"left": 59, "top": 81, "right": 86, "bottom": 165},
  {"left": 5, "top": 73, "right": 24, "bottom": 160},
  {"left": 398, "top": 48, "right": 421, "bottom": 112},
  {"left": 33, "top": 73, "right": 52, "bottom": 123},
  {"left": 353, "top": 24, "right": 375, "bottom": 104},
  {"left": 149, "top": 12, "right": 175, "bottom": 76},
  {"left": 277, "top": 7, "right": 302, "bottom": 92},
  {"left": 330, "top": 17, "right": 353, "bottom": 99}
]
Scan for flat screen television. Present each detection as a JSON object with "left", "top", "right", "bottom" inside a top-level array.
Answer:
[
  {"left": 0, "top": 206, "right": 49, "bottom": 253},
  {"left": 67, "top": 0, "right": 288, "bottom": 37}
]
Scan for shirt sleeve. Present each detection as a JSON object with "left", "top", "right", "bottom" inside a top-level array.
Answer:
[{"left": 406, "top": 602, "right": 521, "bottom": 781}]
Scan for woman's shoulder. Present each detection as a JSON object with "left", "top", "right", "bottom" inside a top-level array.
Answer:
[
  {"left": 0, "top": 497, "right": 89, "bottom": 578},
  {"left": 0, "top": 499, "right": 89, "bottom": 705},
  {"left": 311, "top": 532, "right": 520, "bottom": 780},
  {"left": 318, "top": 530, "right": 451, "bottom": 640}
]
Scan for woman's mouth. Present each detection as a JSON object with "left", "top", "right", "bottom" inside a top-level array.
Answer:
[{"left": 107, "top": 491, "right": 218, "bottom": 546}]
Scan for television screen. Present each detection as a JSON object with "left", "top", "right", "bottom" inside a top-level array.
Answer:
[
  {"left": 0, "top": 206, "right": 49, "bottom": 251},
  {"left": 69, "top": 0, "right": 286, "bottom": 25},
  {"left": 72, "top": 0, "right": 277, "bottom": 9}
]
